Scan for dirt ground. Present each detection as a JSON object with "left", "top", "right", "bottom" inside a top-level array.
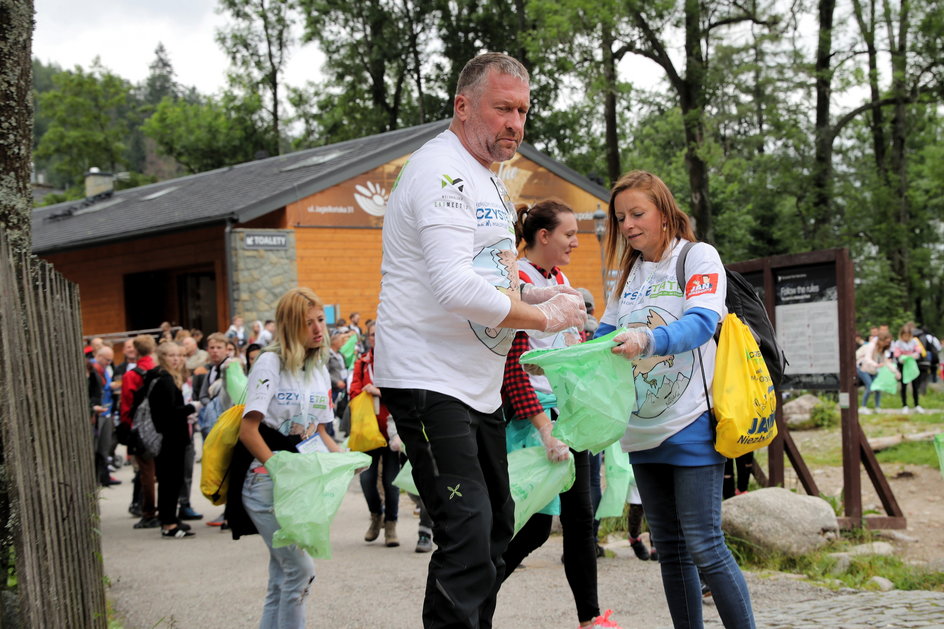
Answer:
[{"left": 769, "top": 450, "right": 944, "bottom": 564}]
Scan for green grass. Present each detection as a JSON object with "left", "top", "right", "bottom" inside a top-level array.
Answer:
[
  {"left": 726, "top": 531, "right": 944, "bottom": 592},
  {"left": 875, "top": 440, "right": 940, "bottom": 467}
]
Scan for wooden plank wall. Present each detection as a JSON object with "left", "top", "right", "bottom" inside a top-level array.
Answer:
[{"left": 0, "top": 232, "right": 107, "bottom": 627}]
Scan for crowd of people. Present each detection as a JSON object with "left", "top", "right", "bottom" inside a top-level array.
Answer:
[
  {"left": 86, "top": 52, "right": 763, "bottom": 629},
  {"left": 856, "top": 323, "right": 941, "bottom": 413}
]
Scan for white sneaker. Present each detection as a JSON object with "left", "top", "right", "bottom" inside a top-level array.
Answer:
[
  {"left": 914, "top": 405, "right": 925, "bottom": 414},
  {"left": 859, "top": 406, "right": 872, "bottom": 415},
  {"left": 901, "top": 406, "right": 910, "bottom": 414}
]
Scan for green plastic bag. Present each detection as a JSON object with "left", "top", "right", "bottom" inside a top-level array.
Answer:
[
  {"left": 505, "top": 419, "right": 560, "bottom": 516},
  {"left": 935, "top": 433, "right": 944, "bottom": 480},
  {"left": 901, "top": 355, "right": 919, "bottom": 384},
  {"left": 870, "top": 366, "right": 899, "bottom": 394},
  {"left": 265, "top": 450, "right": 371, "bottom": 559},
  {"left": 340, "top": 334, "right": 358, "bottom": 369},
  {"left": 520, "top": 330, "right": 635, "bottom": 454},
  {"left": 393, "top": 460, "right": 418, "bottom": 495},
  {"left": 508, "top": 446, "right": 575, "bottom": 535},
  {"left": 596, "top": 441, "right": 634, "bottom": 519},
  {"left": 225, "top": 359, "right": 248, "bottom": 404}
]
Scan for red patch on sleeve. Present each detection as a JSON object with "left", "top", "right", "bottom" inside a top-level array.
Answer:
[{"left": 685, "top": 273, "right": 719, "bottom": 298}]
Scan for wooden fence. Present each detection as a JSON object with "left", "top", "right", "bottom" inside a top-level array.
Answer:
[{"left": 0, "top": 230, "right": 107, "bottom": 627}]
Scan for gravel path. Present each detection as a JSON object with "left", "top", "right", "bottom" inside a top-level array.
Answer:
[{"left": 100, "top": 452, "right": 938, "bottom": 628}]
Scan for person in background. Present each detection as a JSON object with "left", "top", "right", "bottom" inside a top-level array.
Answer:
[
  {"left": 233, "top": 287, "right": 340, "bottom": 628},
  {"left": 89, "top": 346, "right": 120, "bottom": 487},
  {"left": 182, "top": 336, "right": 209, "bottom": 375},
  {"left": 256, "top": 320, "right": 275, "bottom": 348},
  {"left": 190, "top": 328, "right": 205, "bottom": 349},
  {"left": 120, "top": 334, "right": 160, "bottom": 530},
  {"left": 856, "top": 331, "right": 894, "bottom": 413},
  {"left": 149, "top": 341, "right": 202, "bottom": 538},
  {"left": 226, "top": 315, "right": 247, "bottom": 350},
  {"left": 892, "top": 324, "right": 925, "bottom": 413},
  {"left": 350, "top": 322, "right": 403, "bottom": 548},
  {"left": 598, "top": 170, "right": 754, "bottom": 629}
]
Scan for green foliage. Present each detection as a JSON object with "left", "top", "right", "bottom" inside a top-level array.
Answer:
[
  {"left": 34, "top": 61, "right": 135, "bottom": 187},
  {"left": 810, "top": 398, "right": 840, "bottom": 429},
  {"left": 141, "top": 93, "right": 275, "bottom": 173}
]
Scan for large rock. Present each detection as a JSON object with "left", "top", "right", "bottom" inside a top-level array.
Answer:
[
  {"left": 722, "top": 487, "right": 839, "bottom": 556},
  {"left": 782, "top": 393, "right": 821, "bottom": 429}
]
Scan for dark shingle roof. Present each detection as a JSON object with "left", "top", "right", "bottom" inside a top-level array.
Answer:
[{"left": 32, "top": 119, "right": 609, "bottom": 254}]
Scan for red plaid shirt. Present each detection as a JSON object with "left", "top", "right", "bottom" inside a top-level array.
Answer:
[{"left": 501, "top": 262, "right": 561, "bottom": 420}]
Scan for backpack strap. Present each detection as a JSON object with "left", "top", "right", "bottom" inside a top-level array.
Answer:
[{"left": 674, "top": 240, "right": 715, "bottom": 430}]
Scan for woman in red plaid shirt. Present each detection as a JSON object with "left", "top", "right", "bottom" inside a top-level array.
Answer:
[{"left": 500, "top": 200, "right": 622, "bottom": 629}]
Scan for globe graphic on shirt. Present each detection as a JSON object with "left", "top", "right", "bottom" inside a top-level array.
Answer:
[{"left": 617, "top": 306, "right": 695, "bottom": 419}]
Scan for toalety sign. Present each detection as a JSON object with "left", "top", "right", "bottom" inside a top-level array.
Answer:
[{"left": 244, "top": 232, "right": 289, "bottom": 250}]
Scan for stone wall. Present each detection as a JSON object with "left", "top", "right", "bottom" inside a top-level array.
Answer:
[{"left": 231, "top": 228, "right": 297, "bottom": 324}]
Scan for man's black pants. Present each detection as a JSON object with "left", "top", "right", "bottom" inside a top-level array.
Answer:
[{"left": 382, "top": 388, "right": 514, "bottom": 629}]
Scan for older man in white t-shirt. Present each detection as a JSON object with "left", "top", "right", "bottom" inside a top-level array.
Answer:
[{"left": 375, "top": 52, "right": 586, "bottom": 629}]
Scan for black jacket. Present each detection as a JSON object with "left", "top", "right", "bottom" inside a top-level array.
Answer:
[
  {"left": 227, "top": 425, "right": 301, "bottom": 540},
  {"left": 146, "top": 368, "right": 196, "bottom": 452}
]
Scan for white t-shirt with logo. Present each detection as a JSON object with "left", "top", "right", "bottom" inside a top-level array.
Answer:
[
  {"left": 242, "top": 351, "right": 334, "bottom": 437},
  {"left": 600, "top": 239, "right": 727, "bottom": 451},
  {"left": 375, "top": 129, "right": 519, "bottom": 413},
  {"left": 518, "top": 259, "right": 580, "bottom": 395}
]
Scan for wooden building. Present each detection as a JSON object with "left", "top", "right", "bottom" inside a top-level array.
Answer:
[{"left": 32, "top": 120, "right": 610, "bottom": 337}]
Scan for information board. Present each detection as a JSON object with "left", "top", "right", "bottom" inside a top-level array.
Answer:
[{"left": 774, "top": 263, "right": 840, "bottom": 389}]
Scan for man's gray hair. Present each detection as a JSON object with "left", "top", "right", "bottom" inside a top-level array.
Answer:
[{"left": 456, "top": 53, "right": 529, "bottom": 99}]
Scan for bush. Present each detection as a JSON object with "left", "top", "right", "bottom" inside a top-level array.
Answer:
[{"left": 810, "top": 399, "right": 839, "bottom": 428}]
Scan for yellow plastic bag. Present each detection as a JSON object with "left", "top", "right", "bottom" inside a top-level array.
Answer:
[
  {"left": 200, "top": 404, "right": 245, "bottom": 505},
  {"left": 348, "top": 391, "right": 386, "bottom": 452},
  {"left": 712, "top": 314, "right": 777, "bottom": 458}
]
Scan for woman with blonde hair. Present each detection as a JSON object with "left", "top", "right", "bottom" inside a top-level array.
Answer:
[
  {"left": 232, "top": 287, "right": 340, "bottom": 628},
  {"left": 595, "top": 171, "right": 755, "bottom": 628},
  {"left": 148, "top": 341, "right": 202, "bottom": 538}
]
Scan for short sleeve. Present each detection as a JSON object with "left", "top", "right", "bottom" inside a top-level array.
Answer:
[
  {"left": 682, "top": 244, "right": 726, "bottom": 316},
  {"left": 243, "top": 352, "right": 281, "bottom": 418}
]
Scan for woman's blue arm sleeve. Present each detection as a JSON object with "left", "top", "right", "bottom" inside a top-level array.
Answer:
[
  {"left": 651, "top": 308, "right": 720, "bottom": 355},
  {"left": 592, "top": 323, "right": 616, "bottom": 340}
]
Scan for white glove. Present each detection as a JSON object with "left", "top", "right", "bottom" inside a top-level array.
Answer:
[
  {"left": 612, "top": 327, "right": 655, "bottom": 360},
  {"left": 388, "top": 434, "right": 403, "bottom": 452},
  {"left": 535, "top": 293, "right": 587, "bottom": 333},
  {"left": 538, "top": 423, "right": 570, "bottom": 462},
  {"left": 521, "top": 283, "right": 583, "bottom": 305}
]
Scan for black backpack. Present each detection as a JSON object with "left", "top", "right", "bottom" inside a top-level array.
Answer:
[{"left": 676, "top": 242, "right": 788, "bottom": 388}]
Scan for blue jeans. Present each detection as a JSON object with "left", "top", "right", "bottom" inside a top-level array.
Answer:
[
  {"left": 360, "top": 445, "right": 401, "bottom": 521},
  {"left": 858, "top": 369, "right": 881, "bottom": 408},
  {"left": 243, "top": 472, "right": 315, "bottom": 629},
  {"left": 633, "top": 462, "right": 755, "bottom": 629}
]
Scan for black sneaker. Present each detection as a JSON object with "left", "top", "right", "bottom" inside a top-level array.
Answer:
[
  {"left": 595, "top": 543, "right": 605, "bottom": 558},
  {"left": 629, "top": 537, "right": 650, "bottom": 561},
  {"left": 649, "top": 547, "right": 659, "bottom": 562},
  {"left": 128, "top": 502, "right": 142, "bottom": 518},
  {"left": 161, "top": 526, "right": 195, "bottom": 539},
  {"left": 133, "top": 516, "right": 160, "bottom": 529}
]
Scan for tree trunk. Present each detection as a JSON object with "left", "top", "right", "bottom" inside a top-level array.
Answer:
[
  {"left": 681, "top": 0, "right": 711, "bottom": 243},
  {"left": 0, "top": 0, "right": 34, "bottom": 256},
  {"left": 809, "top": 0, "right": 836, "bottom": 247},
  {"left": 853, "top": 0, "right": 888, "bottom": 180},
  {"left": 601, "top": 22, "right": 621, "bottom": 185},
  {"left": 886, "top": 0, "right": 911, "bottom": 307}
]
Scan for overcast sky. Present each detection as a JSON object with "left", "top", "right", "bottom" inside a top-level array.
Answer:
[{"left": 32, "top": 0, "right": 325, "bottom": 94}]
